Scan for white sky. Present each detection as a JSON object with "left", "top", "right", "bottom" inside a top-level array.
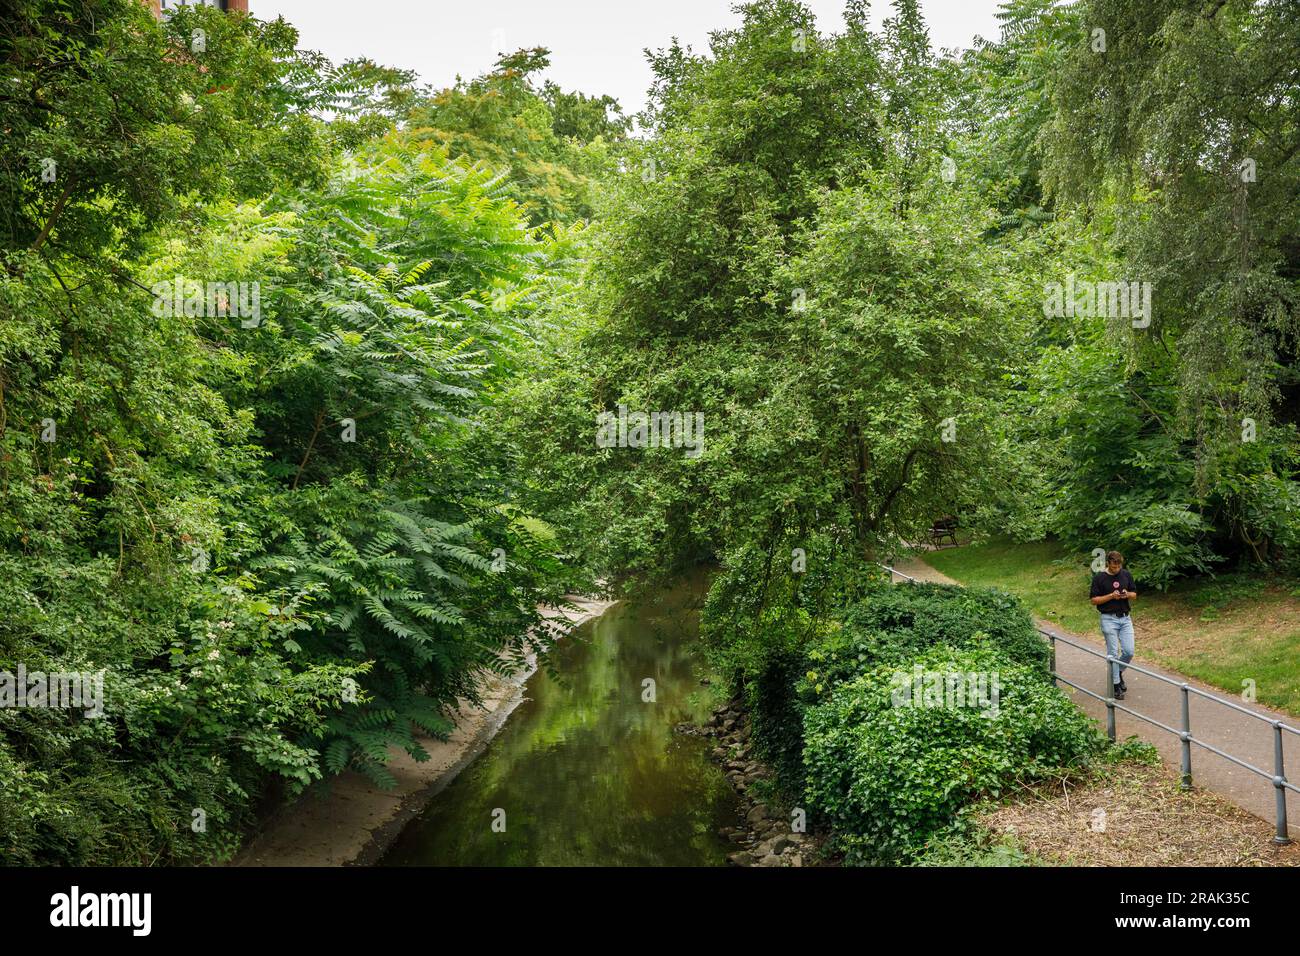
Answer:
[{"left": 250, "top": 1, "right": 1004, "bottom": 118}]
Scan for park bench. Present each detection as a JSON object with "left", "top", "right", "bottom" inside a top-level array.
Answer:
[{"left": 928, "top": 515, "right": 959, "bottom": 548}]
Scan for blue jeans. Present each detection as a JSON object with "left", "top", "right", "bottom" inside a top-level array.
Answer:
[{"left": 1099, "top": 613, "right": 1135, "bottom": 684}]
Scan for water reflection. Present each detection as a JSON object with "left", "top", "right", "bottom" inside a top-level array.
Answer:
[{"left": 381, "top": 579, "right": 739, "bottom": 866}]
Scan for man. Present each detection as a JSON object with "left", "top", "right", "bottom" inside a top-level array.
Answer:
[{"left": 1090, "top": 551, "right": 1137, "bottom": 700}]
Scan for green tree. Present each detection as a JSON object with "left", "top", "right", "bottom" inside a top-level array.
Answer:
[
  {"left": 406, "top": 47, "right": 627, "bottom": 225},
  {"left": 952, "top": 0, "right": 1300, "bottom": 579},
  {"left": 0, "top": 0, "right": 329, "bottom": 262}
]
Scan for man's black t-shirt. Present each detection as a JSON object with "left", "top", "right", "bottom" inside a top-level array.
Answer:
[{"left": 1091, "top": 569, "right": 1135, "bottom": 616}]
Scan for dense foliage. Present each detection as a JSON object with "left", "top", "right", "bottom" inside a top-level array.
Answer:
[
  {"left": 969, "top": 0, "right": 1300, "bottom": 585},
  {"left": 499, "top": 0, "right": 1295, "bottom": 863},
  {"left": 406, "top": 48, "right": 630, "bottom": 226},
  {"left": 511, "top": 0, "right": 1035, "bottom": 601},
  {"left": 513, "top": 0, "right": 1300, "bottom": 609},
  {"left": 4, "top": 0, "right": 1298, "bottom": 867},
  {"left": 711, "top": 580, "right": 1104, "bottom": 864},
  {"left": 0, "top": 2, "right": 589, "bottom": 864},
  {"left": 804, "top": 641, "right": 1102, "bottom": 863}
]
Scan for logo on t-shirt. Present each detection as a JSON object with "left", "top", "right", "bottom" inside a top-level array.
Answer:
[{"left": 1113, "top": 581, "right": 1120, "bottom": 589}]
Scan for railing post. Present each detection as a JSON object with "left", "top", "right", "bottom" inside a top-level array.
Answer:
[
  {"left": 1273, "top": 722, "right": 1292, "bottom": 845},
  {"left": 1104, "top": 652, "right": 1116, "bottom": 742},
  {"left": 1179, "top": 684, "right": 1192, "bottom": 790},
  {"left": 1048, "top": 632, "right": 1056, "bottom": 681}
]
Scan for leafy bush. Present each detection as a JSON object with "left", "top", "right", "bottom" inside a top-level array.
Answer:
[
  {"left": 912, "top": 829, "right": 1034, "bottom": 867},
  {"left": 829, "top": 581, "right": 1051, "bottom": 675},
  {"left": 803, "top": 643, "right": 1105, "bottom": 865},
  {"left": 704, "top": 565, "right": 1057, "bottom": 802},
  {"left": 743, "top": 649, "right": 810, "bottom": 794}
]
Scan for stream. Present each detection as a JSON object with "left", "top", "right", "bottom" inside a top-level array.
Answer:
[{"left": 380, "top": 578, "right": 740, "bottom": 866}]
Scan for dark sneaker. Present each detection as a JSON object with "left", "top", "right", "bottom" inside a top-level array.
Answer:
[
  {"left": 1113, "top": 684, "right": 1125, "bottom": 701},
  {"left": 1118, "top": 678, "right": 1128, "bottom": 693}
]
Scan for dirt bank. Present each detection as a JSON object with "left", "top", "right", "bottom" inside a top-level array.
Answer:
[
  {"left": 232, "top": 593, "right": 615, "bottom": 867},
  {"left": 981, "top": 758, "right": 1300, "bottom": 866}
]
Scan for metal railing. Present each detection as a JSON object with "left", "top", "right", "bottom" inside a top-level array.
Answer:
[{"left": 881, "top": 564, "right": 1299, "bottom": 844}]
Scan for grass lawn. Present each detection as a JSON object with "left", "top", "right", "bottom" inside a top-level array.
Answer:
[{"left": 921, "top": 537, "right": 1300, "bottom": 717}]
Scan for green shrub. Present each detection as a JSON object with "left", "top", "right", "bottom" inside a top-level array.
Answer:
[
  {"left": 803, "top": 644, "right": 1105, "bottom": 865},
  {"left": 743, "top": 649, "right": 809, "bottom": 794},
  {"left": 835, "top": 582, "right": 1051, "bottom": 674},
  {"left": 912, "top": 827, "right": 1034, "bottom": 867},
  {"left": 0, "top": 123, "right": 579, "bottom": 863}
]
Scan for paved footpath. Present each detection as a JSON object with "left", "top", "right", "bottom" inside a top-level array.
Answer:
[{"left": 892, "top": 557, "right": 1300, "bottom": 840}]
